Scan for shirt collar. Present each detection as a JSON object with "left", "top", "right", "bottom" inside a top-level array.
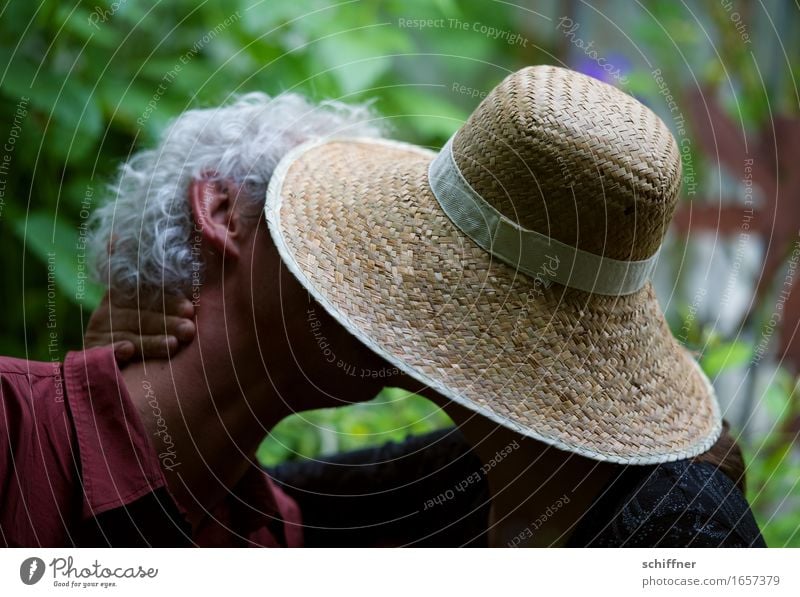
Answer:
[{"left": 64, "top": 346, "right": 168, "bottom": 519}]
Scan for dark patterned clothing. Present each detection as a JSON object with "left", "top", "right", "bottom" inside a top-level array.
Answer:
[
  {"left": 567, "top": 459, "right": 766, "bottom": 547},
  {"left": 273, "top": 429, "right": 765, "bottom": 548}
]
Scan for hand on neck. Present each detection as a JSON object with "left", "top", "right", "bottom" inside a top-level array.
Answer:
[{"left": 119, "top": 283, "right": 290, "bottom": 527}]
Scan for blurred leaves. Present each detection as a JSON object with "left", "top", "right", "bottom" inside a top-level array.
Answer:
[
  {"left": 0, "top": 0, "right": 797, "bottom": 545},
  {"left": 11, "top": 211, "right": 102, "bottom": 307},
  {"left": 257, "top": 388, "right": 453, "bottom": 467},
  {"left": 1, "top": 0, "right": 539, "bottom": 362},
  {"left": 701, "top": 339, "right": 753, "bottom": 377},
  {"left": 675, "top": 305, "right": 800, "bottom": 547},
  {"left": 742, "top": 371, "right": 800, "bottom": 547}
]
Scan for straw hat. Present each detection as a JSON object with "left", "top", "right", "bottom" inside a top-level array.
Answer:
[{"left": 265, "top": 65, "right": 721, "bottom": 465}]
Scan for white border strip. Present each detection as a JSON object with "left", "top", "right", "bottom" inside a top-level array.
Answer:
[{"left": 2, "top": 548, "right": 792, "bottom": 589}]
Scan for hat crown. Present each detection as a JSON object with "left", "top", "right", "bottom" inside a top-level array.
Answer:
[{"left": 451, "top": 66, "right": 682, "bottom": 261}]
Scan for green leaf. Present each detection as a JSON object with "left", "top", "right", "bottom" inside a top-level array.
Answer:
[
  {"left": 11, "top": 211, "right": 102, "bottom": 308},
  {"left": 701, "top": 340, "right": 753, "bottom": 377},
  {"left": 311, "top": 34, "right": 394, "bottom": 96},
  {"left": 759, "top": 367, "right": 795, "bottom": 428},
  {"left": 385, "top": 86, "right": 468, "bottom": 144}
]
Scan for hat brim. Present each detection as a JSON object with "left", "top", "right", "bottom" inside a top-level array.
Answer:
[{"left": 265, "top": 137, "right": 721, "bottom": 465}]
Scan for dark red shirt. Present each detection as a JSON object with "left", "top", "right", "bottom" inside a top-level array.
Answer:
[{"left": 0, "top": 346, "right": 302, "bottom": 547}]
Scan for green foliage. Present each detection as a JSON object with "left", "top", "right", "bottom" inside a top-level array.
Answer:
[
  {"left": 257, "top": 387, "right": 453, "bottom": 467},
  {"left": 0, "top": 0, "right": 548, "bottom": 361},
  {"left": 671, "top": 306, "right": 800, "bottom": 547},
  {"left": 741, "top": 370, "right": 800, "bottom": 547},
  {"left": 1, "top": 0, "right": 797, "bottom": 544},
  {"left": 701, "top": 339, "right": 754, "bottom": 378}
]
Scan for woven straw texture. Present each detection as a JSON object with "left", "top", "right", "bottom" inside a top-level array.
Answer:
[
  {"left": 266, "top": 66, "right": 721, "bottom": 464},
  {"left": 453, "top": 66, "right": 682, "bottom": 260}
]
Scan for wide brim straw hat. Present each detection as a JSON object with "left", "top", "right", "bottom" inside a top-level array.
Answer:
[{"left": 265, "top": 65, "right": 721, "bottom": 465}]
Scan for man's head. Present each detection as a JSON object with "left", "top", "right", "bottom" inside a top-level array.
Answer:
[
  {"left": 90, "top": 92, "right": 382, "bottom": 304},
  {"left": 89, "top": 93, "right": 411, "bottom": 410}
]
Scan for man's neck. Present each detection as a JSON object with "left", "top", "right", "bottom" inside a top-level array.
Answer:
[{"left": 119, "top": 292, "right": 287, "bottom": 527}]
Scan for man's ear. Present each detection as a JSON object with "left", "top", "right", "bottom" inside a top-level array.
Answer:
[{"left": 189, "top": 177, "right": 241, "bottom": 260}]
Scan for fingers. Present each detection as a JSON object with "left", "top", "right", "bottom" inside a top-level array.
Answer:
[
  {"left": 163, "top": 295, "right": 195, "bottom": 318},
  {"left": 133, "top": 309, "right": 196, "bottom": 341},
  {"left": 89, "top": 332, "right": 179, "bottom": 361},
  {"left": 175, "top": 320, "right": 196, "bottom": 343},
  {"left": 86, "top": 293, "right": 113, "bottom": 333},
  {"left": 110, "top": 332, "right": 180, "bottom": 359},
  {"left": 85, "top": 291, "right": 196, "bottom": 364},
  {"left": 136, "top": 334, "right": 180, "bottom": 359},
  {"left": 85, "top": 331, "right": 114, "bottom": 350},
  {"left": 112, "top": 341, "right": 135, "bottom": 363},
  {"left": 90, "top": 300, "right": 196, "bottom": 341}
]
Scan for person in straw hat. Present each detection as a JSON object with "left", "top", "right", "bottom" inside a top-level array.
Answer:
[{"left": 76, "top": 66, "right": 764, "bottom": 547}]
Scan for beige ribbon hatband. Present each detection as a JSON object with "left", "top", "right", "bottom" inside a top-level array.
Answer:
[{"left": 427, "top": 135, "right": 659, "bottom": 296}]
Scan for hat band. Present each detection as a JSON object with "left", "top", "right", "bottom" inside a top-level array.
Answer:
[{"left": 427, "top": 135, "right": 660, "bottom": 295}]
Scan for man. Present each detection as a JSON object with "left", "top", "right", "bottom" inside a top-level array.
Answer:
[
  {"left": 1, "top": 93, "right": 401, "bottom": 546},
  {"left": 2, "top": 67, "right": 765, "bottom": 548}
]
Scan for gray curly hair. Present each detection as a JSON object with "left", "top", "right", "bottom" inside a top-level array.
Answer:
[{"left": 90, "top": 93, "right": 384, "bottom": 303}]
